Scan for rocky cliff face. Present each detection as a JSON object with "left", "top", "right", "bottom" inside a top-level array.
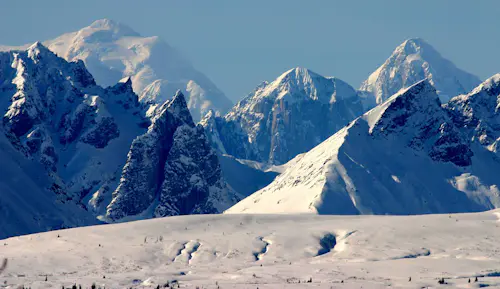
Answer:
[
  {"left": 202, "top": 67, "right": 364, "bottom": 165},
  {"left": 445, "top": 74, "right": 500, "bottom": 156},
  {"left": 107, "top": 91, "right": 238, "bottom": 221},
  {"left": 1, "top": 42, "right": 142, "bottom": 204}
]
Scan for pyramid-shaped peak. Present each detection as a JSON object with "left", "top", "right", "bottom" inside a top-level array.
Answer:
[
  {"left": 364, "top": 80, "right": 441, "bottom": 132},
  {"left": 172, "top": 90, "right": 187, "bottom": 103},
  {"left": 119, "top": 76, "right": 133, "bottom": 85},
  {"left": 272, "top": 67, "right": 328, "bottom": 91},
  {"left": 360, "top": 37, "right": 481, "bottom": 104},
  {"left": 27, "top": 41, "right": 56, "bottom": 60},
  {"left": 388, "top": 79, "right": 438, "bottom": 103},
  {"left": 27, "top": 41, "right": 51, "bottom": 53},
  {"left": 401, "top": 37, "right": 431, "bottom": 48},
  {"left": 168, "top": 90, "right": 195, "bottom": 126},
  {"left": 278, "top": 67, "right": 322, "bottom": 81},
  {"left": 242, "top": 66, "right": 359, "bottom": 106},
  {"left": 393, "top": 38, "right": 441, "bottom": 58}
]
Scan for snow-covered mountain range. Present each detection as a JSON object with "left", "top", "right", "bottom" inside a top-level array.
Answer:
[
  {"left": 1, "top": 30, "right": 498, "bottom": 238},
  {"left": 0, "top": 19, "right": 233, "bottom": 121},
  {"left": 359, "top": 38, "right": 482, "bottom": 106},
  {"left": 0, "top": 42, "right": 237, "bottom": 238},
  {"left": 201, "top": 67, "right": 364, "bottom": 165},
  {"left": 227, "top": 79, "right": 500, "bottom": 215}
]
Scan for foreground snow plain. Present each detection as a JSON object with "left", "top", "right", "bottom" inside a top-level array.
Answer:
[{"left": 1, "top": 211, "right": 500, "bottom": 288}]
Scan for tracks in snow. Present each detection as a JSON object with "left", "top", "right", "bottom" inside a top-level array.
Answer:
[
  {"left": 172, "top": 240, "right": 201, "bottom": 264},
  {"left": 253, "top": 237, "right": 271, "bottom": 261}
]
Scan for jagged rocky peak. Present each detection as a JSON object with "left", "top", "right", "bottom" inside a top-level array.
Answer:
[
  {"left": 0, "top": 43, "right": 150, "bottom": 237},
  {"left": 445, "top": 74, "right": 500, "bottom": 153},
  {"left": 111, "top": 76, "right": 134, "bottom": 92},
  {"left": 3, "top": 42, "right": 95, "bottom": 138},
  {"left": 154, "top": 123, "right": 237, "bottom": 217},
  {"left": 105, "top": 76, "right": 139, "bottom": 109},
  {"left": 106, "top": 90, "right": 237, "bottom": 221},
  {"left": 0, "top": 43, "right": 237, "bottom": 237},
  {"left": 365, "top": 80, "right": 472, "bottom": 167},
  {"left": 167, "top": 90, "right": 195, "bottom": 127},
  {"left": 24, "top": 41, "right": 96, "bottom": 88},
  {"left": 360, "top": 38, "right": 481, "bottom": 105},
  {"left": 205, "top": 67, "right": 364, "bottom": 165},
  {"left": 250, "top": 67, "right": 358, "bottom": 105},
  {"left": 366, "top": 80, "right": 442, "bottom": 134},
  {"left": 27, "top": 41, "right": 53, "bottom": 60},
  {"left": 465, "top": 73, "right": 500, "bottom": 98}
]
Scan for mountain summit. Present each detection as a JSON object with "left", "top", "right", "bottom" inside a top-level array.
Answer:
[
  {"left": 0, "top": 19, "right": 232, "bottom": 121},
  {"left": 359, "top": 38, "right": 481, "bottom": 105},
  {"left": 202, "top": 67, "right": 364, "bottom": 165}
]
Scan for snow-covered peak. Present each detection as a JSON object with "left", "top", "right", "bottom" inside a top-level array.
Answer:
[
  {"left": 85, "top": 18, "right": 139, "bottom": 38},
  {"left": 18, "top": 19, "right": 232, "bottom": 121},
  {"left": 203, "top": 109, "right": 216, "bottom": 120},
  {"left": 167, "top": 90, "right": 194, "bottom": 126},
  {"left": 397, "top": 38, "right": 437, "bottom": 57},
  {"left": 447, "top": 74, "right": 500, "bottom": 110},
  {"left": 27, "top": 41, "right": 49, "bottom": 54},
  {"left": 26, "top": 41, "right": 58, "bottom": 63},
  {"left": 229, "top": 67, "right": 360, "bottom": 119},
  {"left": 363, "top": 80, "right": 440, "bottom": 132},
  {"left": 207, "top": 68, "right": 364, "bottom": 165},
  {"left": 106, "top": 75, "right": 136, "bottom": 98},
  {"left": 275, "top": 67, "right": 318, "bottom": 83},
  {"left": 119, "top": 76, "right": 132, "bottom": 84},
  {"left": 445, "top": 74, "right": 500, "bottom": 154},
  {"left": 360, "top": 38, "right": 481, "bottom": 104},
  {"left": 0, "top": 20, "right": 233, "bottom": 121},
  {"left": 469, "top": 73, "right": 500, "bottom": 96},
  {"left": 252, "top": 67, "right": 357, "bottom": 105}
]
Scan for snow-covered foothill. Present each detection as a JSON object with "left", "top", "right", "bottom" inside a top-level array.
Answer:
[{"left": 2, "top": 210, "right": 500, "bottom": 288}]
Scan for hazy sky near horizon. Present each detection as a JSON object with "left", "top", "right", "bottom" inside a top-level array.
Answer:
[{"left": 0, "top": 0, "right": 498, "bottom": 102}]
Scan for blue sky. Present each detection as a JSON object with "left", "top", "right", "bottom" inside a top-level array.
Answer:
[{"left": 0, "top": 0, "right": 498, "bottom": 102}]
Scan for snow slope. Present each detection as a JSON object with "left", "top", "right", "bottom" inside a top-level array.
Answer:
[
  {"left": 227, "top": 80, "right": 500, "bottom": 215},
  {"left": 218, "top": 154, "right": 279, "bottom": 197},
  {"left": 202, "top": 67, "right": 364, "bottom": 165},
  {"left": 2, "top": 210, "right": 500, "bottom": 288},
  {"left": 0, "top": 131, "right": 96, "bottom": 239},
  {"left": 0, "top": 19, "right": 232, "bottom": 121},
  {"left": 359, "top": 38, "right": 481, "bottom": 105}
]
